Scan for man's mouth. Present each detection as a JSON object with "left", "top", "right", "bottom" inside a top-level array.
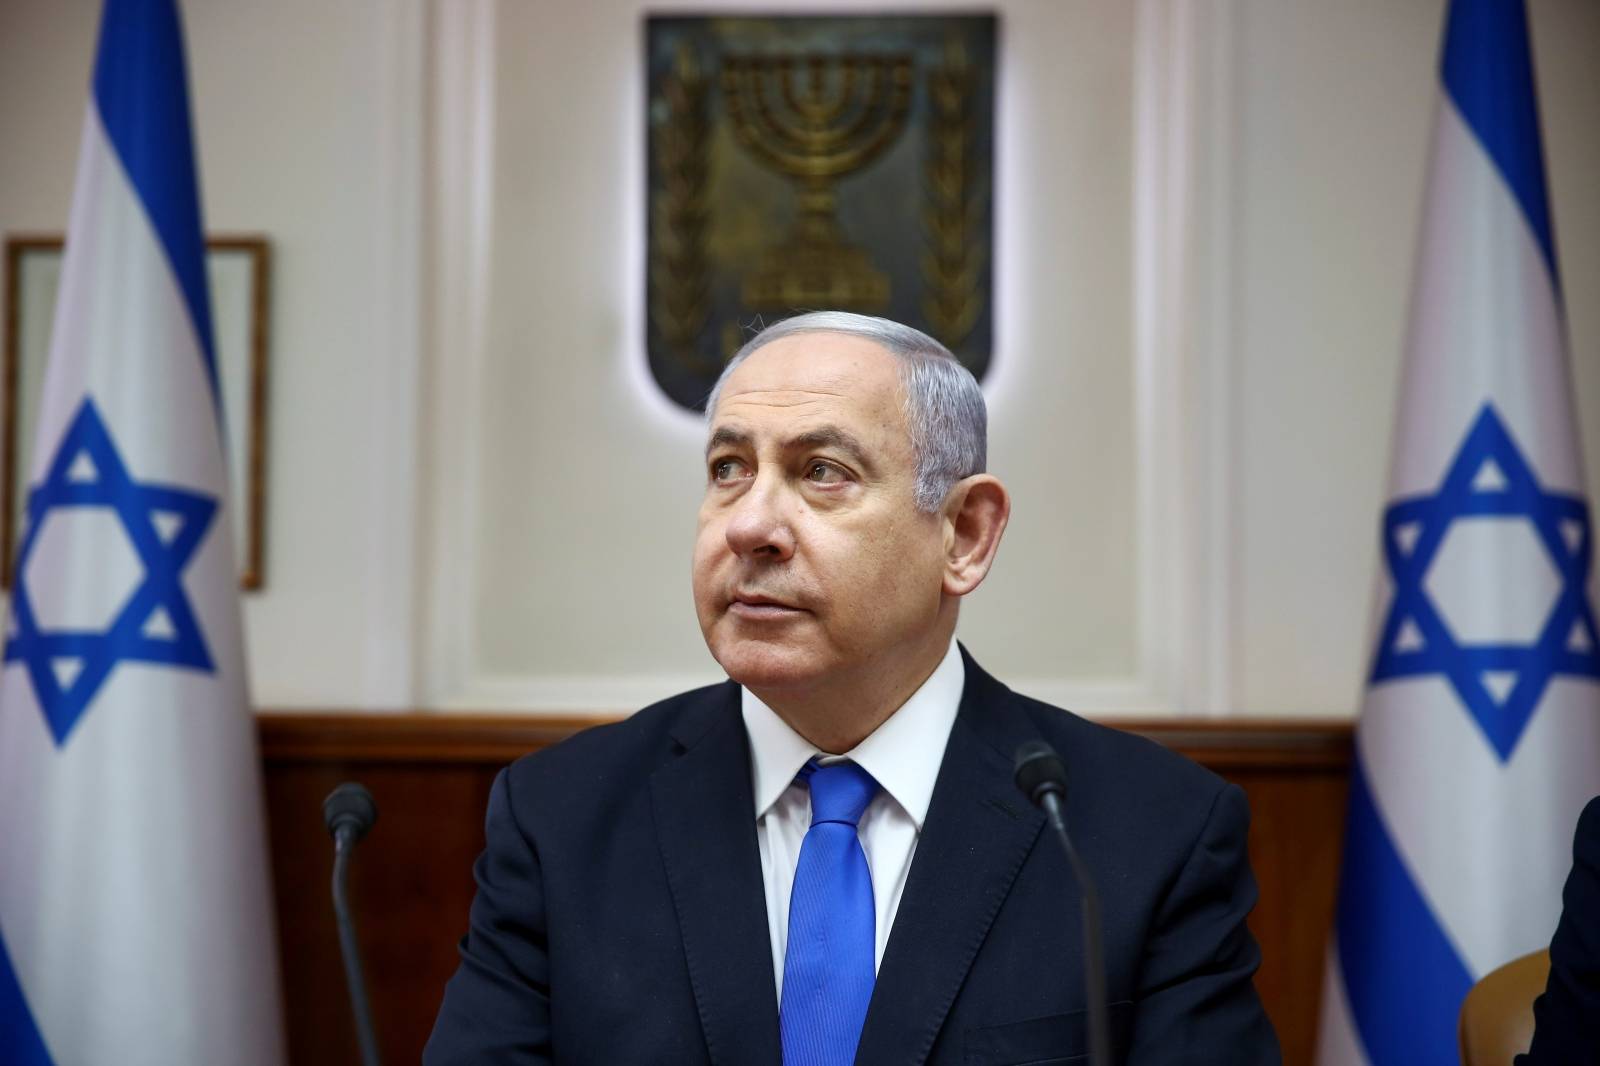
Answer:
[{"left": 728, "top": 593, "right": 805, "bottom": 619}]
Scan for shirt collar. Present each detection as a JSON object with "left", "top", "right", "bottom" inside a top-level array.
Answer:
[{"left": 741, "top": 638, "right": 965, "bottom": 831}]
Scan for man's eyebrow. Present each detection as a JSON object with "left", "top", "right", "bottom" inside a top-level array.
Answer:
[
  {"left": 787, "top": 427, "right": 873, "bottom": 469},
  {"left": 705, "top": 426, "right": 751, "bottom": 460}
]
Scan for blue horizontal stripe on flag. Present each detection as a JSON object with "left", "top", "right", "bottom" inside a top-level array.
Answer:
[
  {"left": 90, "top": 0, "right": 220, "bottom": 403},
  {"left": 1440, "top": 0, "right": 1557, "bottom": 286},
  {"left": 1336, "top": 757, "right": 1475, "bottom": 1066},
  {"left": 0, "top": 929, "right": 54, "bottom": 1066}
]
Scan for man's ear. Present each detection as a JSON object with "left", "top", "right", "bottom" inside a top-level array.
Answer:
[{"left": 941, "top": 474, "right": 1010, "bottom": 597}]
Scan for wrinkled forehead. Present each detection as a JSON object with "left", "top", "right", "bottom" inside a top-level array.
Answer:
[{"left": 708, "top": 332, "right": 905, "bottom": 426}]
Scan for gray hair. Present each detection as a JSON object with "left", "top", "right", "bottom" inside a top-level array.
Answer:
[{"left": 704, "top": 311, "right": 987, "bottom": 512}]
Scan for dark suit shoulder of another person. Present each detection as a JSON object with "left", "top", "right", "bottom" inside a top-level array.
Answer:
[{"left": 1521, "top": 795, "right": 1600, "bottom": 1065}]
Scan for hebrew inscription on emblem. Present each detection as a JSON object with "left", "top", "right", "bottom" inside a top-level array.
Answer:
[{"left": 646, "top": 16, "right": 996, "bottom": 412}]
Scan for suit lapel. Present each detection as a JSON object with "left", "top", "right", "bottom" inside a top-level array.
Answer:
[
  {"left": 651, "top": 687, "right": 782, "bottom": 1066},
  {"left": 854, "top": 651, "right": 1046, "bottom": 1066}
]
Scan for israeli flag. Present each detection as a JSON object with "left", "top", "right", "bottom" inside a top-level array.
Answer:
[
  {"left": 0, "top": 2, "right": 284, "bottom": 1063},
  {"left": 1316, "top": 2, "right": 1600, "bottom": 1063}
]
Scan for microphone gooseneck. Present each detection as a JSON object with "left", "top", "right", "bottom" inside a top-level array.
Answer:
[
  {"left": 323, "top": 782, "right": 383, "bottom": 1066},
  {"left": 1013, "top": 742, "right": 1111, "bottom": 1066},
  {"left": 1013, "top": 740, "right": 1070, "bottom": 807}
]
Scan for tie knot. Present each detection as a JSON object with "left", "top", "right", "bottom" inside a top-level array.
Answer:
[{"left": 800, "top": 759, "right": 878, "bottom": 827}]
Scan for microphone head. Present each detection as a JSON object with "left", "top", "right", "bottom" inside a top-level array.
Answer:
[
  {"left": 323, "top": 781, "right": 378, "bottom": 842},
  {"left": 1013, "top": 741, "right": 1069, "bottom": 807}
]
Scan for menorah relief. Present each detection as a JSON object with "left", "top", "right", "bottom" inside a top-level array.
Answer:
[
  {"left": 722, "top": 52, "right": 913, "bottom": 310},
  {"left": 643, "top": 16, "right": 994, "bottom": 411}
]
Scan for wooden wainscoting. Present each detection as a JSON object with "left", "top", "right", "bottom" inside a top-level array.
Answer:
[{"left": 259, "top": 714, "right": 1351, "bottom": 1066}]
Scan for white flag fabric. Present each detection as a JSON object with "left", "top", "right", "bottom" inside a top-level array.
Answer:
[
  {"left": 1316, "top": 1, "right": 1600, "bottom": 1063},
  {"left": 0, "top": 1, "right": 285, "bottom": 1063}
]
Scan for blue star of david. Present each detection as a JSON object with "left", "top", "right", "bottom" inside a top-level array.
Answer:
[
  {"left": 1370, "top": 403, "right": 1600, "bottom": 761},
  {"left": 4, "top": 398, "right": 217, "bottom": 747}
]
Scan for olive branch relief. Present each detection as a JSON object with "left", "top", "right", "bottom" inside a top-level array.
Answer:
[
  {"left": 922, "top": 38, "right": 984, "bottom": 349},
  {"left": 651, "top": 44, "right": 713, "bottom": 371}
]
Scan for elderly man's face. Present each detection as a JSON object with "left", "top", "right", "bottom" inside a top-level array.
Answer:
[{"left": 693, "top": 332, "right": 948, "bottom": 693}]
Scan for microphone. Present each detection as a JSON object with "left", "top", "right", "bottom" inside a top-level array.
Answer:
[
  {"left": 1014, "top": 741, "right": 1111, "bottom": 1066},
  {"left": 323, "top": 782, "right": 383, "bottom": 1066}
]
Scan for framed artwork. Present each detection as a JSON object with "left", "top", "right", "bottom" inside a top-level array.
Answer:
[{"left": 1, "top": 234, "right": 270, "bottom": 590}]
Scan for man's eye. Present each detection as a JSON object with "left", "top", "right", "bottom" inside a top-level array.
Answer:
[
  {"left": 711, "top": 458, "right": 747, "bottom": 481},
  {"left": 805, "top": 461, "right": 845, "bottom": 484}
]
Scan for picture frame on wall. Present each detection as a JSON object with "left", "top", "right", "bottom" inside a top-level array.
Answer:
[{"left": 1, "top": 234, "right": 270, "bottom": 590}]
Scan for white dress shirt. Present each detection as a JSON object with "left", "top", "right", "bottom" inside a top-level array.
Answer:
[{"left": 741, "top": 638, "right": 965, "bottom": 1001}]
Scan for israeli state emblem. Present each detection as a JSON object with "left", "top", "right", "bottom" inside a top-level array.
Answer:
[{"left": 645, "top": 15, "right": 997, "bottom": 410}]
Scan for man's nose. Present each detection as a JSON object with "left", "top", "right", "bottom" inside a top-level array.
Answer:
[{"left": 723, "top": 476, "right": 795, "bottom": 560}]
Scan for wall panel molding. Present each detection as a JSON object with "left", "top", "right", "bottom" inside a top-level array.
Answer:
[
  {"left": 258, "top": 709, "right": 1351, "bottom": 765},
  {"left": 358, "top": 0, "right": 427, "bottom": 707},
  {"left": 1134, "top": 0, "right": 1242, "bottom": 715},
  {"left": 420, "top": 0, "right": 497, "bottom": 707}
]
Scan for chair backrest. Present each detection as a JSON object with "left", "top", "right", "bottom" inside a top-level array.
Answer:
[{"left": 1459, "top": 948, "right": 1550, "bottom": 1066}]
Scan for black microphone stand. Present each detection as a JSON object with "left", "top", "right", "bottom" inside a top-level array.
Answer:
[
  {"left": 324, "top": 782, "right": 383, "bottom": 1066},
  {"left": 1015, "top": 742, "right": 1111, "bottom": 1066}
]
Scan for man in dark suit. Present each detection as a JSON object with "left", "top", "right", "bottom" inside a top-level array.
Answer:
[
  {"left": 426, "top": 312, "right": 1280, "bottom": 1064},
  {"left": 1520, "top": 795, "right": 1600, "bottom": 1064}
]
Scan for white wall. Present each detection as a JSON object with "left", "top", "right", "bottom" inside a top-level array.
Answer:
[
  {"left": 0, "top": 0, "right": 423, "bottom": 708},
  {"left": 1228, "top": 0, "right": 1600, "bottom": 713},
  {"left": 0, "top": 0, "right": 1594, "bottom": 716}
]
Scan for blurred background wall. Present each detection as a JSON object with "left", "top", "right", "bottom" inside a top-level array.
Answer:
[{"left": 1, "top": 0, "right": 1595, "bottom": 719}]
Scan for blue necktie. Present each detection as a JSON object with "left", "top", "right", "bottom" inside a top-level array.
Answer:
[{"left": 780, "top": 758, "right": 879, "bottom": 1066}]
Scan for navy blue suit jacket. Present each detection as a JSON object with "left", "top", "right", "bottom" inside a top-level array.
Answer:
[
  {"left": 425, "top": 650, "right": 1280, "bottom": 1064},
  {"left": 1521, "top": 795, "right": 1600, "bottom": 1065}
]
